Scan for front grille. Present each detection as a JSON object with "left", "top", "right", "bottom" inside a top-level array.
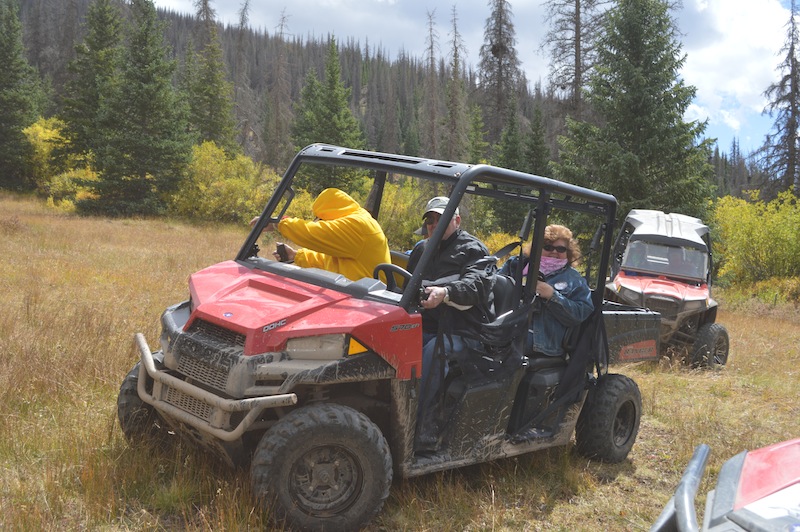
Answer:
[
  {"left": 177, "top": 356, "right": 229, "bottom": 391},
  {"left": 173, "top": 319, "right": 247, "bottom": 392},
  {"left": 190, "top": 319, "right": 245, "bottom": 347},
  {"left": 165, "top": 386, "right": 213, "bottom": 422},
  {"left": 645, "top": 296, "right": 678, "bottom": 319}
]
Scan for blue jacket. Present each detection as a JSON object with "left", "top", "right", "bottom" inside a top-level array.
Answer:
[{"left": 528, "top": 265, "right": 593, "bottom": 357}]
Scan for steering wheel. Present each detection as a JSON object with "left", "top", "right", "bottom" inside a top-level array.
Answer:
[{"left": 373, "top": 263, "right": 411, "bottom": 292}]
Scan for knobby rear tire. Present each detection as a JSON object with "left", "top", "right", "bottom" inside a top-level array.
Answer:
[{"left": 575, "top": 373, "right": 641, "bottom": 463}]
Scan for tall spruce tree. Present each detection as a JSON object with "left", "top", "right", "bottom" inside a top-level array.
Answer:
[
  {"left": 442, "top": 6, "right": 469, "bottom": 162},
  {"left": 291, "top": 37, "right": 365, "bottom": 194},
  {"left": 84, "top": 0, "right": 191, "bottom": 216},
  {"left": 762, "top": 0, "right": 800, "bottom": 196},
  {"left": 184, "top": 0, "right": 239, "bottom": 155},
  {"left": 466, "top": 104, "right": 489, "bottom": 164},
  {"left": 523, "top": 106, "right": 550, "bottom": 175},
  {"left": 554, "top": 0, "right": 713, "bottom": 222},
  {"left": 478, "top": 0, "right": 522, "bottom": 144},
  {"left": 0, "top": 0, "right": 43, "bottom": 190},
  {"left": 60, "top": 0, "right": 123, "bottom": 166}
]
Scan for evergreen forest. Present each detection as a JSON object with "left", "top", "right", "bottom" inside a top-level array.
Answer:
[{"left": 4, "top": 0, "right": 800, "bottom": 257}]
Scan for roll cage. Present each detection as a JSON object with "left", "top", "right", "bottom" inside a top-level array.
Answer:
[{"left": 240, "top": 144, "right": 618, "bottom": 316}]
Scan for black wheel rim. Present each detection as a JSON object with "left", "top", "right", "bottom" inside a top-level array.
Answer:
[
  {"left": 712, "top": 336, "right": 729, "bottom": 366},
  {"left": 613, "top": 400, "right": 636, "bottom": 447},
  {"left": 289, "top": 444, "right": 363, "bottom": 517}
]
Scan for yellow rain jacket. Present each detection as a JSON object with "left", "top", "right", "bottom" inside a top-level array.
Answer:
[{"left": 278, "top": 188, "right": 391, "bottom": 281}]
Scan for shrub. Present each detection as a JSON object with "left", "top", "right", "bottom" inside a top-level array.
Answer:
[
  {"left": 713, "top": 191, "right": 800, "bottom": 283},
  {"left": 45, "top": 166, "right": 99, "bottom": 212},
  {"left": 278, "top": 189, "right": 315, "bottom": 221},
  {"left": 750, "top": 277, "right": 800, "bottom": 304},
  {"left": 23, "top": 117, "right": 68, "bottom": 196},
  {"left": 169, "top": 142, "right": 280, "bottom": 224},
  {"left": 374, "top": 179, "right": 427, "bottom": 250},
  {"left": 477, "top": 231, "right": 517, "bottom": 271}
]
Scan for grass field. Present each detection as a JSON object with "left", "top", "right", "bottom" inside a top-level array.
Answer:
[{"left": 1, "top": 194, "right": 798, "bottom": 531}]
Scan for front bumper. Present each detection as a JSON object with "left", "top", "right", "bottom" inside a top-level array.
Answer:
[{"left": 135, "top": 332, "right": 297, "bottom": 442}]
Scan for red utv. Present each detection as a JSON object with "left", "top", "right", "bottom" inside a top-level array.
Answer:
[
  {"left": 606, "top": 209, "right": 729, "bottom": 367},
  {"left": 651, "top": 438, "right": 800, "bottom": 531},
  {"left": 118, "top": 145, "right": 657, "bottom": 530}
]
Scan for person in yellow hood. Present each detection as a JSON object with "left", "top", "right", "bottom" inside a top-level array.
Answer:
[{"left": 261, "top": 188, "right": 391, "bottom": 281}]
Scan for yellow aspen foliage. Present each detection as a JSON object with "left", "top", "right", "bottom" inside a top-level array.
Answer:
[
  {"left": 23, "top": 117, "right": 66, "bottom": 194},
  {"left": 169, "top": 141, "right": 280, "bottom": 224},
  {"left": 713, "top": 191, "right": 800, "bottom": 283}
]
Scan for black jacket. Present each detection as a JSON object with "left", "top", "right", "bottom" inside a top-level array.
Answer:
[{"left": 407, "top": 229, "right": 495, "bottom": 334}]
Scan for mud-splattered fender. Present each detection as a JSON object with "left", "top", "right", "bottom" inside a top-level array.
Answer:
[{"left": 271, "top": 352, "right": 396, "bottom": 393}]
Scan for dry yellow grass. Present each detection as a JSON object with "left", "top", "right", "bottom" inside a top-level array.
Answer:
[{"left": 1, "top": 194, "right": 797, "bottom": 531}]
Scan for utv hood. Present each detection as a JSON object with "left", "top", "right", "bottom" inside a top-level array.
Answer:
[
  {"left": 612, "top": 271, "right": 709, "bottom": 303},
  {"left": 184, "top": 261, "right": 420, "bottom": 361}
]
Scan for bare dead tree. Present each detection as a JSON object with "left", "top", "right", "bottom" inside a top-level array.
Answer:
[
  {"left": 541, "top": 0, "right": 610, "bottom": 120},
  {"left": 762, "top": 0, "right": 800, "bottom": 195}
]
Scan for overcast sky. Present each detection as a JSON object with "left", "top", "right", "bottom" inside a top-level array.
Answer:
[{"left": 153, "top": 0, "right": 792, "bottom": 154}]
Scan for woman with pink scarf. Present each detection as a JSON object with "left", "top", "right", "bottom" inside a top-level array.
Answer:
[{"left": 501, "top": 224, "right": 594, "bottom": 357}]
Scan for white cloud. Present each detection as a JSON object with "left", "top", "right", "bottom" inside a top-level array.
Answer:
[{"left": 677, "top": 0, "right": 789, "bottom": 149}]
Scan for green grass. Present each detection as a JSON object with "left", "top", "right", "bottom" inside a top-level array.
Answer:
[{"left": 1, "top": 194, "right": 798, "bottom": 531}]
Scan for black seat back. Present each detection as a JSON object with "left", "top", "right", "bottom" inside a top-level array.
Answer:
[{"left": 492, "top": 274, "right": 516, "bottom": 317}]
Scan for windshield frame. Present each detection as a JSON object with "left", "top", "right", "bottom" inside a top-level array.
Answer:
[{"left": 237, "top": 144, "right": 620, "bottom": 312}]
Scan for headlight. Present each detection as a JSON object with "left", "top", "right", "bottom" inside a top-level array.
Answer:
[
  {"left": 683, "top": 299, "right": 708, "bottom": 311},
  {"left": 285, "top": 334, "right": 368, "bottom": 360},
  {"left": 619, "top": 286, "right": 643, "bottom": 304}
]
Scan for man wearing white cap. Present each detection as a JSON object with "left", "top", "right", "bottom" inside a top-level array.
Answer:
[{"left": 407, "top": 196, "right": 495, "bottom": 451}]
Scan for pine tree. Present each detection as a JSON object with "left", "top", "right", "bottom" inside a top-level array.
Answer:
[
  {"left": 523, "top": 106, "right": 550, "bottom": 175},
  {"left": 466, "top": 104, "right": 489, "bottom": 164},
  {"left": 60, "top": 0, "right": 123, "bottom": 166},
  {"left": 291, "top": 37, "right": 365, "bottom": 194},
  {"left": 554, "top": 0, "right": 713, "bottom": 222},
  {"left": 494, "top": 100, "right": 523, "bottom": 171},
  {"left": 0, "top": 0, "right": 43, "bottom": 190},
  {"left": 371, "top": 57, "right": 401, "bottom": 154},
  {"left": 493, "top": 99, "right": 528, "bottom": 232},
  {"left": 84, "top": 0, "right": 192, "bottom": 216},
  {"left": 232, "top": 0, "right": 260, "bottom": 159},
  {"left": 441, "top": 6, "right": 469, "bottom": 162},
  {"left": 292, "top": 71, "right": 324, "bottom": 150},
  {"left": 184, "top": 0, "right": 239, "bottom": 155},
  {"left": 402, "top": 101, "right": 421, "bottom": 157},
  {"left": 762, "top": 0, "right": 800, "bottom": 196},
  {"left": 478, "top": 0, "right": 522, "bottom": 144}
]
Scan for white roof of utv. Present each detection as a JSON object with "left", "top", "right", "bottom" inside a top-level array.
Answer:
[{"left": 625, "top": 209, "right": 709, "bottom": 249}]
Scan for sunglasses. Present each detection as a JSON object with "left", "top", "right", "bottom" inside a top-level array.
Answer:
[
  {"left": 543, "top": 244, "right": 568, "bottom": 253},
  {"left": 424, "top": 214, "right": 441, "bottom": 225}
]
